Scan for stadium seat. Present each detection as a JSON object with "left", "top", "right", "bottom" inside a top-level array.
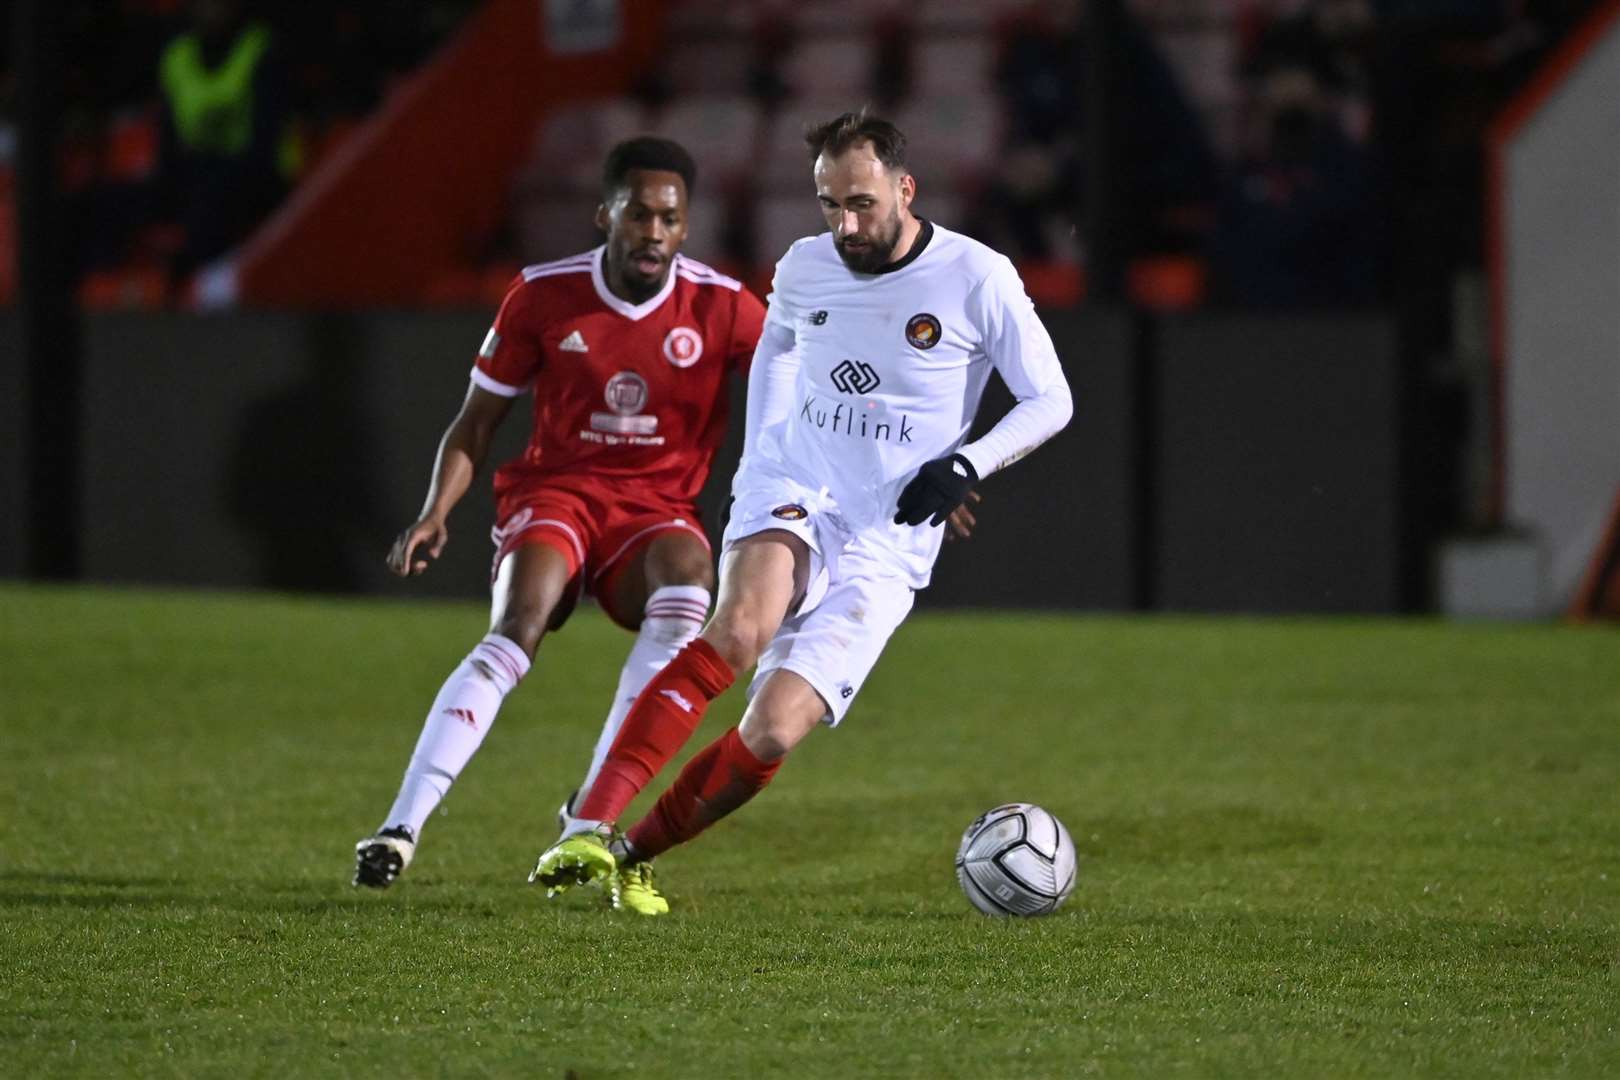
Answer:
[
  {"left": 914, "top": 192, "right": 964, "bottom": 235},
  {"left": 682, "top": 193, "right": 731, "bottom": 267},
  {"left": 910, "top": 0, "right": 1020, "bottom": 32},
  {"left": 103, "top": 108, "right": 160, "bottom": 183},
  {"left": 782, "top": 33, "right": 876, "bottom": 98},
  {"left": 663, "top": 35, "right": 756, "bottom": 96},
  {"left": 1016, "top": 259, "right": 1086, "bottom": 309},
  {"left": 524, "top": 100, "right": 649, "bottom": 197},
  {"left": 647, "top": 97, "right": 763, "bottom": 189},
  {"left": 513, "top": 194, "right": 603, "bottom": 264},
  {"left": 1125, "top": 254, "right": 1207, "bottom": 311},
  {"left": 793, "top": 0, "right": 897, "bottom": 32},
  {"left": 666, "top": 0, "right": 754, "bottom": 36},
  {"left": 759, "top": 98, "right": 858, "bottom": 192},
  {"left": 756, "top": 195, "right": 827, "bottom": 268},
  {"left": 79, "top": 267, "right": 168, "bottom": 310},
  {"left": 892, "top": 97, "right": 1000, "bottom": 187},
  {"left": 910, "top": 34, "right": 996, "bottom": 97}
]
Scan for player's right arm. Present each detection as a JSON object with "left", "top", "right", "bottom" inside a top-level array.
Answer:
[
  {"left": 388, "top": 386, "right": 514, "bottom": 576},
  {"left": 739, "top": 247, "right": 808, "bottom": 460},
  {"left": 389, "top": 275, "right": 542, "bottom": 577}
]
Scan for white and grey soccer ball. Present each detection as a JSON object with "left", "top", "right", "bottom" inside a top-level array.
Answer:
[{"left": 955, "top": 803, "right": 1078, "bottom": 916}]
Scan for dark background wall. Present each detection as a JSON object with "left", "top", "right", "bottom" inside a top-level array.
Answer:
[
  {"left": 1154, "top": 316, "right": 1401, "bottom": 613},
  {"left": 0, "top": 315, "right": 24, "bottom": 577},
  {"left": 925, "top": 309, "right": 1139, "bottom": 610},
  {"left": 74, "top": 312, "right": 528, "bottom": 599},
  {"left": 2, "top": 308, "right": 1404, "bottom": 611}
]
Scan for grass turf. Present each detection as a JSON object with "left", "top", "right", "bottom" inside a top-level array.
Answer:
[{"left": 1, "top": 583, "right": 1616, "bottom": 1077}]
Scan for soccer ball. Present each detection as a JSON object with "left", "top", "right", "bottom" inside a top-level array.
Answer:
[{"left": 955, "top": 803, "right": 1077, "bottom": 916}]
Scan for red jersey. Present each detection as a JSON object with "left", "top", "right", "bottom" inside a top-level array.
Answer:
[{"left": 472, "top": 248, "right": 766, "bottom": 503}]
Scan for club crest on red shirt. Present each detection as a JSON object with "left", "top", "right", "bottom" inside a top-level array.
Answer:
[{"left": 664, "top": 326, "right": 704, "bottom": 368}]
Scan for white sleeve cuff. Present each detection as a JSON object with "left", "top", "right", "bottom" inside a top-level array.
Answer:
[{"left": 470, "top": 367, "right": 525, "bottom": 397}]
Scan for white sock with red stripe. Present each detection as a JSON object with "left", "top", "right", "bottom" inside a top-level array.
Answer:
[
  {"left": 383, "top": 633, "right": 530, "bottom": 836},
  {"left": 575, "top": 585, "right": 710, "bottom": 806}
]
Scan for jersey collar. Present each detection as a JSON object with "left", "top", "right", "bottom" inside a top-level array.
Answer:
[
  {"left": 870, "top": 217, "right": 934, "bottom": 276},
  {"left": 590, "top": 245, "right": 678, "bottom": 320}
]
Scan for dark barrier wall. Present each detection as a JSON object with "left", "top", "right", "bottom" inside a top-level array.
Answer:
[
  {"left": 79, "top": 312, "right": 527, "bottom": 599},
  {"left": 0, "top": 315, "right": 24, "bottom": 576},
  {"left": 14, "top": 308, "right": 1401, "bottom": 611},
  {"left": 1154, "top": 314, "right": 1400, "bottom": 613},
  {"left": 70, "top": 309, "right": 1143, "bottom": 609},
  {"left": 924, "top": 309, "right": 1137, "bottom": 609}
]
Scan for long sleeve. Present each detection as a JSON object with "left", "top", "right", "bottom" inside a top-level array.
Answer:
[
  {"left": 956, "top": 259, "right": 1073, "bottom": 479},
  {"left": 741, "top": 309, "right": 801, "bottom": 460}
]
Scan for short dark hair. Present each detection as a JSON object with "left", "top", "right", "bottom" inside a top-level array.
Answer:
[
  {"left": 804, "top": 108, "right": 908, "bottom": 173},
  {"left": 602, "top": 136, "right": 697, "bottom": 200}
]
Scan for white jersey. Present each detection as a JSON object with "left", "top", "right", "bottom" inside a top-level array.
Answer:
[{"left": 733, "top": 220, "right": 1073, "bottom": 587}]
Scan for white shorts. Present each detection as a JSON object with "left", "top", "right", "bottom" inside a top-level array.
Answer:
[{"left": 723, "top": 478, "right": 915, "bottom": 726}]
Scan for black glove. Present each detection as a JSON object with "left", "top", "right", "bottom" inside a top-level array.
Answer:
[{"left": 894, "top": 453, "right": 979, "bottom": 527}]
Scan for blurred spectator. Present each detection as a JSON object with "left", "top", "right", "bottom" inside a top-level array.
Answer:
[
  {"left": 1208, "top": 62, "right": 1385, "bottom": 308},
  {"left": 76, "top": 0, "right": 296, "bottom": 289},
  {"left": 155, "top": 0, "right": 296, "bottom": 278},
  {"left": 971, "top": 2, "right": 1216, "bottom": 271},
  {"left": 1248, "top": 0, "right": 1378, "bottom": 141}
]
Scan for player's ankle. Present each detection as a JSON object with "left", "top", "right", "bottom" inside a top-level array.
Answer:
[{"left": 561, "top": 818, "right": 608, "bottom": 840}]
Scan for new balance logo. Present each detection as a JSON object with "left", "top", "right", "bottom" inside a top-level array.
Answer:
[
  {"left": 660, "top": 688, "right": 695, "bottom": 713},
  {"left": 839, "top": 683, "right": 854, "bottom": 699},
  {"left": 830, "top": 359, "right": 881, "bottom": 394},
  {"left": 444, "top": 707, "right": 478, "bottom": 729},
  {"left": 808, "top": 310, "right": 828, "bottom": 325},
  {"left": 559, "top": 331, "right": 589, "bottom": 353}
]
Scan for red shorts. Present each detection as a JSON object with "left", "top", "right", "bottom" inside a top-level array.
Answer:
[{"left": 490, "top": 475, "right": 710, "bottom": 629}]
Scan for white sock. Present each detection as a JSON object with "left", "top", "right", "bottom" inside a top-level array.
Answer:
[
  {"left": 572, "top": 585, "right": 709, "bottom": 810},
  {"left": 383, "top": 633, "right": 530, "bottom": 836}
]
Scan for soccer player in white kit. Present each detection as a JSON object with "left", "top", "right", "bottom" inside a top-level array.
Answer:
[{"left": 531, "top": 110, "right": 1073, "bottom": 913}]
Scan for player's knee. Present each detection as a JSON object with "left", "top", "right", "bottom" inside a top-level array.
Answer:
[
  {"left": 701, "top": 616, "right": 771, "bottom": 672},
  {"left": 738, "top": 702, "right": 817, "bottom": 762},
  {"left": 493, "top": 605, "right": 549, "bottom": 656},
  {"left": 739, "top": 721, "right": 794, "bottom": 762},
  {"left": 645, "top": 536, "right": 716, "bottom": 593}
]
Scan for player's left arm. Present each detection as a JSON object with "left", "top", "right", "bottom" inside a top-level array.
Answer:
[
  {"left": 895, "top": 259, "right": 1072, "bottom": 528},
  {"left": 955, "top": 258, "right": 1073, "bottom": 480}
]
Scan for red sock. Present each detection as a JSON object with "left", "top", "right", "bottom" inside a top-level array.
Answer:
[
  {"left": 575, "top": 638, "right": 734, "bottom": 824},
  {"left": 626, "top": 727, "right": 782, "bottom": 859}
]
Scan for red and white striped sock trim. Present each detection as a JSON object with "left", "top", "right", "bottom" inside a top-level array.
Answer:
[
  {"left": 642, "top": 585, "right": 711, "bottom": 627},
  {"left": 471, "top": 633, "right": 530, "bottom": 692}
]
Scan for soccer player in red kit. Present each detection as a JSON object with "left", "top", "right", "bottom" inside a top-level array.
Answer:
[{"left": 352, "top": 137, "right": 765, "bottom": 914}]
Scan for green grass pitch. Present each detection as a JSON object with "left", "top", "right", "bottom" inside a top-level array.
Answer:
[{"left": 1, "top": 583, "right": 1616, "bottom": 1077}]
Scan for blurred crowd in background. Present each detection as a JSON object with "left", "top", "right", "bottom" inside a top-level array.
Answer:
[
  {"left": 0, "top": 0, "right": 1596, "bottom": 311},
  {"left": 0, "top": 0, "right": 481, "bottom": 304}
]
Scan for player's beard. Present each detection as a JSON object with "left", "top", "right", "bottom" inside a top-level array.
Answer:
[{"left": 834, "top": 206, "right": 904, "bottom": 274}]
